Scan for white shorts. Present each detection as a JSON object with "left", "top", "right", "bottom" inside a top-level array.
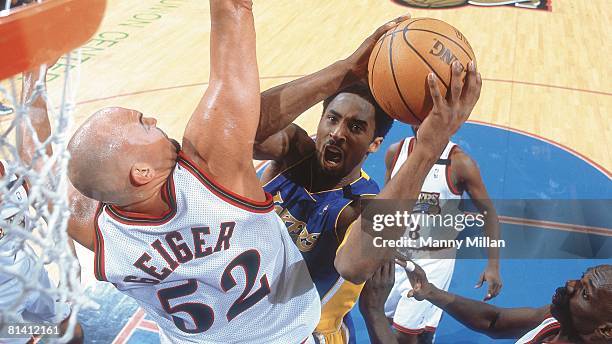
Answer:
[
  {"left": 384, "top": 257, "right": 455, "bottom": 335},
  {"left": 0, "top": 252, "right": 71, "bottom": 344}
]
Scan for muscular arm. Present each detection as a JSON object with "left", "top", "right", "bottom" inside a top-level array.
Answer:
[
  {"left": 453, "top": 149, "right": 502, "bottom": 299},
  {"left": 253, "top": 61, "right": 351, "bottom": 166},
  {"left": 421, "top": 283, "right": 548, "bottom": 339},
  {"left": 182, "top": 0, "right": 263, "bottom": 198},
  {"left": 255, "top": 60, "right": 353, "bottom": 147},
  {"left": 17, "top": 66, "right": 52, "bottom": 167},
  {"left": 335, "top": 147, "right": 438, "bottom": 283},
  {"left": 67, "top": 184, "right": 97, "bottom": 251}
]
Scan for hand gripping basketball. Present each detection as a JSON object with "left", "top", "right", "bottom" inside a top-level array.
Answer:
[
  {"left": 345, "top": 15, "right": 410, "bottom": 82},
  {"left": 416, "top": 60, "right": 482, "bottom": 156}
]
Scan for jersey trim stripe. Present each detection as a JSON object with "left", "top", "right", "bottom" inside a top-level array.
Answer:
[
  {"left": 105, "top": 172, "right": 178, "bottom": 225},
  {"left": 525, "top": 320, "right": 561, "bottom": 344},
  {"left": 445, "top": 145, "right": 462, "bottom": 195},
  {"left": 93, "top": 202, "right": 107, "bottom": 281},
  {"left": 177, "top": 152, "right": 274, "bottom": 213}
]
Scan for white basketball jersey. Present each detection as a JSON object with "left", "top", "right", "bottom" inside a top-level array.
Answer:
[
  {"left": 94, "top": 152, "right": 320, "bottom": 344},
  {"left": 515, "top": 317, "right": 560, "bottom": 344},
  {"left": 389, "top": 137, "right": 463, "bottom": 249}
]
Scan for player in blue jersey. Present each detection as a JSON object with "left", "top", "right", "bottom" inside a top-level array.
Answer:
[
  {"left": 254, "top": 17, "right": 482, "bottom": 344},
  {"left": 253, "top": 17, "right": 407, "bottom": 343}
]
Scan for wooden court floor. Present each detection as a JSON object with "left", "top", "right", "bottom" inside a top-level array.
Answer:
[{"left": 25, "top": 0, "right": 609, "bottom": 173}]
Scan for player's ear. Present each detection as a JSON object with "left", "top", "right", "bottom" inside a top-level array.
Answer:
[
  {"left": 130, "top": 163, "right": 154, "bottom": 186},
  {"left": 368, "top": 137, "right": 383, "bottom": 153},
  {"left": 596, "top": 323, "right": 612, "bottom": 340}
]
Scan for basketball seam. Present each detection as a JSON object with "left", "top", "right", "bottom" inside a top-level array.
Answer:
[
  {"left": 408, "top": 18, "right": 476, "bottom": 60},
  {"left": 388, "top": 30, "right": 421, "bottom": 124},
  {"left": 406, "top": 18, "right": 429, "bottom": 27},
  {"left": 402, "top": 26, "right": 450, "bottom": 91},
  {"left": 407, "top": 28, "right": 475, "bottom": 61}
]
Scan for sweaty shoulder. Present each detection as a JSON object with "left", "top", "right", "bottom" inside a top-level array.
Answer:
[{"left": 450, "top": 147, "right": 479, "bottom": 179}]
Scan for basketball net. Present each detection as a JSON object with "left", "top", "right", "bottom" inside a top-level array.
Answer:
[{"left": 0, "top": 50, "right": 95, "bottom": 342}]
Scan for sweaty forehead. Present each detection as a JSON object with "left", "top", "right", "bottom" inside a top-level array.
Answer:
[{"left": 327, "top": 93, "right": 376, "bottom": 122}]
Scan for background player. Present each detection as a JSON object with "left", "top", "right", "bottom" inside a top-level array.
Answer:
[
  {"left": 38, "top": 1, "right": 320, "bottom": 342},
  {"left": 382, "top": 127, "right": 501, "bottom": 343},
  {"left": 0, "top": 66, "right": 83, "bottom": 343},
  {"left": 404, "top": 261, "right": 612, "bottom": 343}
]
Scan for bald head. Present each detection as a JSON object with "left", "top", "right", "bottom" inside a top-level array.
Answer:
[{"left": 68, "top": 107, "right": 177, "bottom": 204}]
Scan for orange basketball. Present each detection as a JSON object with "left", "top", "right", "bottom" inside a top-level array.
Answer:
[{"left": 368, "top": 18, "right": 476, "bottom": 124}]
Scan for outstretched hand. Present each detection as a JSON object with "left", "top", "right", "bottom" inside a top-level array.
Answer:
[
  {"left": 416, "top": 60, "right": 482, "bottom": 156},
  {"left": 345, "top": 15, "right": 410, "bottom": 82},
  {"left": 475, "top": 265, "right": 502, "bottom": 301},
  {"left": 397, "top": 259, "right": 433, "bottom": 301}
]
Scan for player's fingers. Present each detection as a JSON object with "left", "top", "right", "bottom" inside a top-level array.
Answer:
[
  {"left": 465, "top": 62, "right": 482, "bottom": 109},
  {"left": 449, "top": 61, "right": 463, "bottom": 104},
  {"left": 492, "top": 281, "right": 502, "bottom": 297},
  {"left": 474, "top": 274, "right": 485, "bottom": 289},
  {"left": 373, "top": 15, "right": 409, "bottom": 39},
  {"left": 461, "top": 61, "right": 475, "bottom": 100},
  {"left": 427, "top": 73, "right": 444, "bottom": 111},
  {"left": 406, "top": 289, "right": 415, "bottom": 298},
  {"left": 474, "top": 71, "right": 482, "bottom": 102}
]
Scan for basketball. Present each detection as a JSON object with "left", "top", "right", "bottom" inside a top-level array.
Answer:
[{"left": 368, "top": 18, "right": 476, "bottom": 124}]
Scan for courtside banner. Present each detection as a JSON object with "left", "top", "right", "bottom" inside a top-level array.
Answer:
[{"left": 359, "top": 199, "right": 611, "bottom": 259}]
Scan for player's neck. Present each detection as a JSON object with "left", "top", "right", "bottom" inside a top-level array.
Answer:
[{"left": 117, "top": 184, "right": 170, "bottom": 216}]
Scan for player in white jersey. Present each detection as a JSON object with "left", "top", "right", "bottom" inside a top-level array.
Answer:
[
  {"left": 381, "top": 129, "right": 502, "bottom": 343},
  {"left": 397, "top": 262, "right": 612, "bottom": 343},
  {"left": 0, "top": 66, "right": 83, "bottom": 343},
  {"left": 56, "top": 1, "right": 320, "bottom": 343}
]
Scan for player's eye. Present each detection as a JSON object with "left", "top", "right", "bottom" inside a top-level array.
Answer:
[
  {"left": 350, "top": 124, "right": 364, "bottom": 132},
  {"left": 582, "top": 288, "right": 590, "bottom": 301}
]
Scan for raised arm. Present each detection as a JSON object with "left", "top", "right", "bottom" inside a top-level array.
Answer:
[
  {"left": 18, "top": 66, "right": 52, "bottom": 166},
  {"left": 182, "top": 0, "right": 263, "bottom": 197},
  {"left": 335, "top": 61, "right": 482, "bottom": 284},
  {"left": 452, "top": 150, "right": 502, "bottom": 301},
  {"left": 253, "top": 16, "right": 408, "bottom": 163},
  {"left": 404, "top": 261, "right": 548, "bottom": 339}
]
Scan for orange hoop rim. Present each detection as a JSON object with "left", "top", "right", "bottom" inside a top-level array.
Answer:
[{"left": 0, "top": 0, "right": 107, "bottom": 80}]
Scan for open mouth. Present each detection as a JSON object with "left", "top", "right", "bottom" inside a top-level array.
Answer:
[{"left": 323, "top": 144, "right": 344, "bottom": 167}]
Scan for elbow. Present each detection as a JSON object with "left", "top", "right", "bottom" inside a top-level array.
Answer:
[{"left": 334, "top": 250, "right": 370, "bottom": 284}]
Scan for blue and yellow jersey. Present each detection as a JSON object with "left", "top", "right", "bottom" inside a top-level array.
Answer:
[{"left": 263, "top": 157, "right": 380, "bottom": 344}]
